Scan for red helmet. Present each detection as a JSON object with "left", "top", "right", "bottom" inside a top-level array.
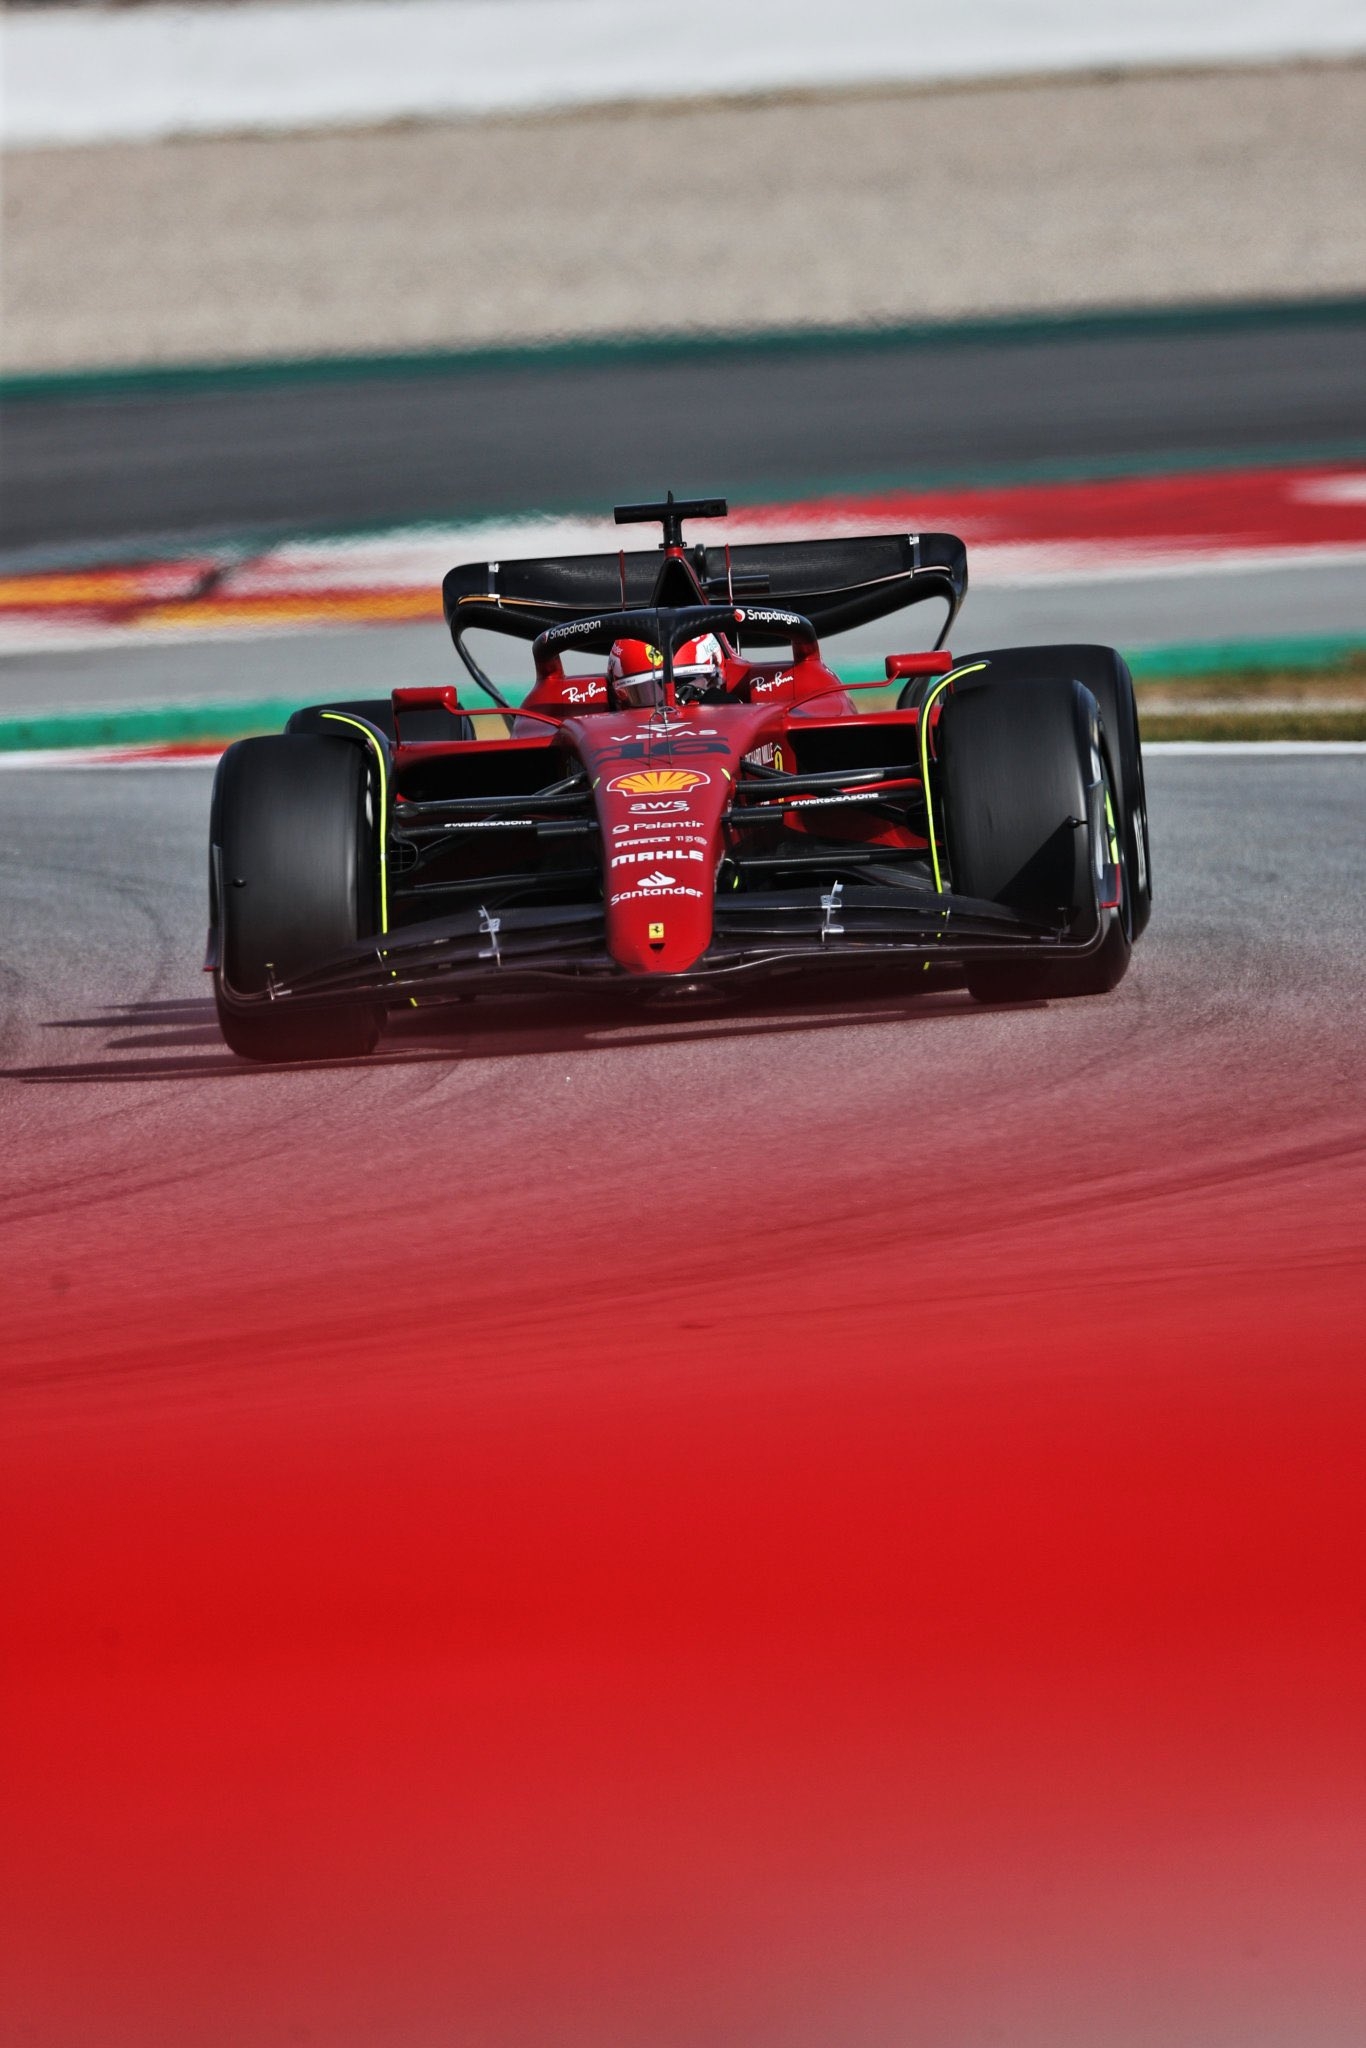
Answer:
[{"left": 607, "top": 633, "right": 724, "bottom": 706}]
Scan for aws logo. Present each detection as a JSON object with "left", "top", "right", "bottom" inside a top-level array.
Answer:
[{"left": 606, "top": 768, "right": 711, "bottom": 796}]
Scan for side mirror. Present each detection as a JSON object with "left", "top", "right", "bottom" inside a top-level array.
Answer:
[
  {"left": 391, "top": 685, "right": 464, "bottom": 744},
  {"left": 885, "top": 652, "right": 954, "bottom": 681}
]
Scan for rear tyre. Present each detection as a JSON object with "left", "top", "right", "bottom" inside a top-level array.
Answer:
[
  {"left": 938, "top": 673, "right": 1132, "bottom": 1004},
  {"left": 211, "top": 734, "right": 383, "bottom": 1062}
]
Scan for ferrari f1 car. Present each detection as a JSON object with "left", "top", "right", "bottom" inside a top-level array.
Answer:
[{"left": 207, "top": 494, "right": 1151, "bottom": 1061}]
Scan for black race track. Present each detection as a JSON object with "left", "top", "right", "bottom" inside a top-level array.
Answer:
[{"left": 5, "top": 304, "right": 1366, "bottom": 556}]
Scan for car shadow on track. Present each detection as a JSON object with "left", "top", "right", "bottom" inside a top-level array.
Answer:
[
  {"left": 5, "top": 975, "right": 1009, "bottom": 1084},
  {"left": 4, "top": 997, "right": 458, "bottom": 1082}
]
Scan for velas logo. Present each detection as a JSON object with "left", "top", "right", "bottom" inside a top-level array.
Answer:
[{"left": 606, "top": 768, "right": 710, "bottom": 796}]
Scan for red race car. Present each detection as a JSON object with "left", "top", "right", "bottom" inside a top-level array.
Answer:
[{"left": 207, "top": 495, "right": 1151, "bottom": 1061}]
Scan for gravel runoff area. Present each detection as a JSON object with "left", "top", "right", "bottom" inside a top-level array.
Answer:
[{"left": 4, "top": 62, "right": 1365, "bottom": 371}]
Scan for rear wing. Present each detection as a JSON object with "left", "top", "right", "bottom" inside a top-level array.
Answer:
[{"left": 442, "top": 531, "right": 968, "bottom": 651}]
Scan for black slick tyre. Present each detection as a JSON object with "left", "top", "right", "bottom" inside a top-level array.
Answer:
[
  {"left": 211, "top": 734, "right": 382, "bottom": 1062},
  {"left": 961, "top": 644, "right": 1152, "bottom": 939},
  {"left": 938, "top": 673, "right": 1132, "bottom": 1003}
]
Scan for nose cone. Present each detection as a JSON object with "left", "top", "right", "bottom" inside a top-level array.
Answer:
[
  {"left": 565, "top": 712, "right": 740, "bottom": 975},
  {"left": 568, "top": 704, "right": 784, "bottom": 976},
  {"left": 599, "top": 765, "right": 726, "bottom": 974}
]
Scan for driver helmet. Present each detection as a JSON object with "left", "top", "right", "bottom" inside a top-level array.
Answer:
[{"left": 607, "top": 633, "right": 724, "bottom": 706}]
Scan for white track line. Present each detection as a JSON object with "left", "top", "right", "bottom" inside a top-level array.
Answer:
[
  {"left": 1144, "top": 740, "right": 1366, "bottom": 755},
  {"left": 0, "top": 752, "right": 222, "bottom": 771},
  {"left": 8, "top": 0, "right": 1366, "bottom": 147}
]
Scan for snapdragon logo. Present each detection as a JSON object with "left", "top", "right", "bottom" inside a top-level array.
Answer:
[{"left": 734, "top": 606, "right": 800, "bottom": 629}]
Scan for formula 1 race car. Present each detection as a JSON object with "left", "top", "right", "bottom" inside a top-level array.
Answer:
[{"left": 207, "top": 494, "right": 1151, "bottom": 1061}]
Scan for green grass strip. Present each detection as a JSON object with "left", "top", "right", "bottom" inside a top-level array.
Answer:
[
  {"left": 5, "top": 294, "right": 1364, "bottom": 406},
  {"left": 0, "top": 697, "right": 310, "bottom": 753},
  {"left": 1126, "top": 634, "right": 1366, "bottom": 678},
  {"left": 842, "top": 633, "right": 1366, "bottom": 690},
  {"left": 0, "top": 688, "right": 539, "bottom": 751},
  {"left": 1141, "top": 709, "right": 1366, "bottom": 742}
]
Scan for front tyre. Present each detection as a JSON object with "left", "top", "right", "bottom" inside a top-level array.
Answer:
[
  {"left": 211, "top": 734, "right": 382, "bottom": 1062},
  {"left": 937, "top": 673, "right": 1132, "bottom": 1004},
  {"left": 961, "top": 644, "right": 1152, "bottom": 939}
]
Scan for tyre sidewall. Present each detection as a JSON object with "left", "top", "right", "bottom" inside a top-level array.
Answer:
[{"left": 212, "top": 734, "right": 381, "bottom": 1060}]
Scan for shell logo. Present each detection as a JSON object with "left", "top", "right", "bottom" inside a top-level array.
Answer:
[{"left": 606, "top": 768, "right": 710, "bottom": 796}]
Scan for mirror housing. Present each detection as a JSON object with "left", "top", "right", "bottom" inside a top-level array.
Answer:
[{"left": 885, "top": 651, "right": 954, "bottom": 681}]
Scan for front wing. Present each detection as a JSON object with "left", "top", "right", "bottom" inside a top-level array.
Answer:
[{"left": 215, "top": 884, "right": 1110, "bottom": 1012}]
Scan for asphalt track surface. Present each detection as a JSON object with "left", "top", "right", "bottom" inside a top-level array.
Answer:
[
  {"left": 3, "top": 755, "right": 1364, "bottom": 2045},
  {"left": 6, "top": 310, "right": 1366, "bottom": 557}
]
